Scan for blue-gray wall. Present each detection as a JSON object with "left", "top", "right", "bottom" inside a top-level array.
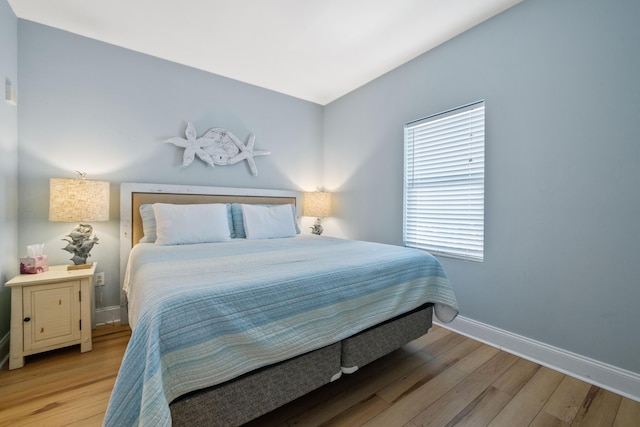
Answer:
[
  {"left": 6, "top": 0, "right": 639, "bottom": 379},
  {"left": 16, "top": 21, "right": 323, "bottom": 310},
  {"left": 324, "top": 0, "right": 640, "bottom": 374},
  {"left": 0, "top": 0, "right": 18, "bottom": 343}
]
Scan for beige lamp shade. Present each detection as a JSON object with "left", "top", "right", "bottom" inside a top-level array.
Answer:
[
  {"left": 49, "top": 178, "right": 110, "bottom": 222},
  {"left": 303, "top": 191, "right": 331, "bottom": 218}
]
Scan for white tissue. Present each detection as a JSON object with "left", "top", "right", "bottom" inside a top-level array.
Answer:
[{"left": 27, "top": 243, "right": 45, "bottom": 258}]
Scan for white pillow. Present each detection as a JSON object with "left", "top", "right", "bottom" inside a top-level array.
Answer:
[
  {"left": 241, "top": 203, "right": 297, "bottom": 239},
  {"left": 152, "top": 203, "right": 231, "bottom": 245}
]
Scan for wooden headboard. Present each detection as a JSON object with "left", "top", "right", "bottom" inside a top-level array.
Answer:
[{"left": 119, "top": 183, "right": 301, "bottom": 321}]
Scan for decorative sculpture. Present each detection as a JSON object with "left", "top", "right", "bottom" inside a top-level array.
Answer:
[
  {"left": 62, "top": 223, "right": 99, "bottom": 265},
  {"left": 310, "top": 220, "right": 324, "bottom": 236},
  {"left": 164, "top": 122, "right": 271, "bottom": 176}
]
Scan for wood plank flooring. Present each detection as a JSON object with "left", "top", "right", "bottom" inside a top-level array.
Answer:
[{"left": 0, "top": 323, "right": 638, "bottom": 426}]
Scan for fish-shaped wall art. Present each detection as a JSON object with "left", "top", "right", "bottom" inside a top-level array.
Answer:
[{"left": 164, "top": 122, "right": 271, "bottom": 176}]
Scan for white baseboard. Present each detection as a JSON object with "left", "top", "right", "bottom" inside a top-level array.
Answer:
[
  {"left": 95, "top": 305, "right": 121, "bottom": 326},
  {"left": 434, "top": 315, "right": 640, "bottom": 403},
  {"left": 0, "top": 331, "right": 9, "bottom": 370}
]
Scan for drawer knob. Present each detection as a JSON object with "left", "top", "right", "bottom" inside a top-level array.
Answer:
[{"left": 23, "top": 317, "right": 31, "bottom": 322}]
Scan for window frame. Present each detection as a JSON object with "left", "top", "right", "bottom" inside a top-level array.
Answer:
[{"left": 403, "top": 100, "right": 485, "bottom": 262}]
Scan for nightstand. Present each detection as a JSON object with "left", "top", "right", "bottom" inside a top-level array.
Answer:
[{"left": 4, "top": 264, "right": 96, "bottom": 370}]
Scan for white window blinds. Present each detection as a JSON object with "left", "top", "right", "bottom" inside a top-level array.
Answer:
[{"left": 403, "top": 101, "right": 485, "bottom": 262}]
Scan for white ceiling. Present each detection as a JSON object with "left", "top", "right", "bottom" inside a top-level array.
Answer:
[{"left": 9, "top": 0, "right": 521, "bottom": 105}]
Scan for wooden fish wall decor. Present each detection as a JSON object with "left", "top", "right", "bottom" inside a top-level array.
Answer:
[{"left": 164, "top": 122, "right": 271, "bottom": 176}]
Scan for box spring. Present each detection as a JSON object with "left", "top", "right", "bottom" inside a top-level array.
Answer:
[{"left": 170, "top": 303, "right": 433, "bottom": 426}]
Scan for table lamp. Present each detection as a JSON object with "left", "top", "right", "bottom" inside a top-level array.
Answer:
[
  {"left": 49, "top": 172, "right": 110, "bottom": 269},
  {"left": 303, "top": 190, "right": 331, "bottom": 235}
]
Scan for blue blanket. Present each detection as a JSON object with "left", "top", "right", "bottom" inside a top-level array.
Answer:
[{"left": 104, "top": 236, "right": 458, "bottom": 426}]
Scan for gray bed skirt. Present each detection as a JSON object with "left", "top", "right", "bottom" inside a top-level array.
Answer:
[{"left": 170, "top": 304, "right": 433, "bottom": 426}]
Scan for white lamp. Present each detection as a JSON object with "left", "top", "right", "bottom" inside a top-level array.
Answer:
[
  {"left": 303, "top": 190, "right": 331, "bottom": 235},
  {"left": 49, "top": 173, "right": 110, "bottom": 269}
]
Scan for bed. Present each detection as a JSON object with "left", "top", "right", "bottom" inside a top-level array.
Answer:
[{"left": 105, "top": 183, "right": 458, "bottom": 427}]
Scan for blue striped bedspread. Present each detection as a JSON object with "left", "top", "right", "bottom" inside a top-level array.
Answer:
[{"left": 103, "top": 236, "right": 458, "bottom": 427}]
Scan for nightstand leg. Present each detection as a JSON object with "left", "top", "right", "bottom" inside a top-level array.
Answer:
[
  {"left": 80, "top": 277, "right": 93, "bottom": 353},
  {"left": 9, "top": 353, "right": 25, "bottom": 370},
  {"left": 9, "top": 287, "right": 25, "bottom": 370}
]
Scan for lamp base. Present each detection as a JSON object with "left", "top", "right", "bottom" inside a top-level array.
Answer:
[
  {"left": 310, "top": 218, "right": 324, "bottom": 236},
  {"left": 67, "top": 262, "right": 94, "bottom": 271},
  {"left": 61, "top": 223, "right": 100, "bottom": 267}
]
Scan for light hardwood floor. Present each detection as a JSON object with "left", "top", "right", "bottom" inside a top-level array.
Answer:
[{"left": 0, "top": 323, "right": 638, "bottom": 426}]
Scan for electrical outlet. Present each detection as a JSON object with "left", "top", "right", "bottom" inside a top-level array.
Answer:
[{"left": 96, "top": 272, "right": 105, "bottom": 286}]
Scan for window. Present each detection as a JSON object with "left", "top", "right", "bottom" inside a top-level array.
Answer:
[{"left": 403, "top": 101, "right": 485, "bottom": 262}]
